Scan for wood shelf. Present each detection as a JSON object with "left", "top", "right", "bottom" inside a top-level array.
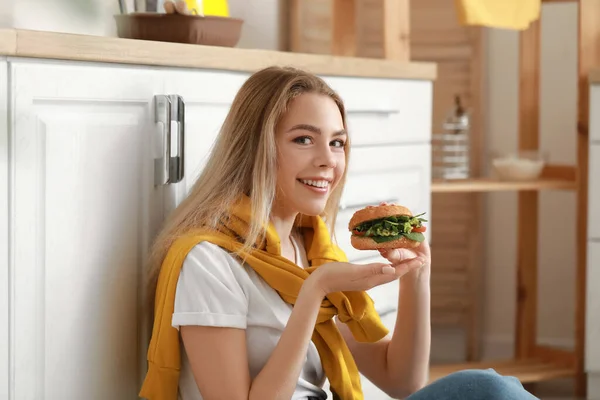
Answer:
[
  {"left": 431, "top": 178, "right": 577, "bottom": 193},
  {"left": 429, "top": 358, "right": 576, "bottom": 384}
]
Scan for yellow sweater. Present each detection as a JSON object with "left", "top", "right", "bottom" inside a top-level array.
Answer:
[
  {"left": 455, "top": 0, "right": 541, "bottom": 30},
  {"left": 139, "top": 196, "right": 389, "bottom": 400}
]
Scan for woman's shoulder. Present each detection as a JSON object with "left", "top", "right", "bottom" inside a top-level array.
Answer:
[
  {"left": 184, "top": 241, "right": 244, "bottom": 272},
  {"left": 174, "top": 241, "right": 250, "bottom": 329},
  {"left": 176, "top": 240, "right": 252, "bottom": 298}
]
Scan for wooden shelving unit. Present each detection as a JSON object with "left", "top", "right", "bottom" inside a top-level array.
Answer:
[
  {"left": 432, "top": 164, "right": 579, "bottom": 192},
  {"left": 431, "top": 177, "right": 577, "bottom": 193},
  {"left": 289, "top": 0, "right": 597, "bottom": 397},
  {"left": 430, "top": 0, "right": 596, "bottom": 396}
]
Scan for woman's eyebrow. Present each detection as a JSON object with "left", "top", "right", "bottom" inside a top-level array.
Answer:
[{"left": 286, "top": 124, "right": 347, "bottom": 136}]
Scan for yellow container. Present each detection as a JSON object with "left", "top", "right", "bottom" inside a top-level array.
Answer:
[{"left": 185, "top": 0, "right": 229, "bottom": 17}]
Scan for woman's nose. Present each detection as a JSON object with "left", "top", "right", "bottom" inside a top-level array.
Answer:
[{"left": 315, "top": 146, "right": 336, "bottom": 168}]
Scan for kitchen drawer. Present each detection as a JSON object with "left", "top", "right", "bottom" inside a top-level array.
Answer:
[
  {"left": 589, "top": 144, "right": 600, "bottom": 239},
  {"left": 335, "top": 144, "right": 431, "bottom": 261},
  {"left": 323, "top": 76, "right": 432, "bottom": 146},
  {"left": 586, "top": 242, "right": 600, "bottom": 371}
]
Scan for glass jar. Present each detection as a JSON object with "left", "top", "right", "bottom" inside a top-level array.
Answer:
[{"left": 432, "top": 95, "right": 471, "bottom": 180}]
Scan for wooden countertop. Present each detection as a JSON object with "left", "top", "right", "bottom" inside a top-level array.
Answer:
[{"left": 0, "top": 29, "right": 437, "bottom": 80}]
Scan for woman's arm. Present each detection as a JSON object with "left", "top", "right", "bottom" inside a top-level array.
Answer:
[
  {"left": 338, "top": 246, "right": 431, "bottom": 399},
  {"left": 181, "top": 259, "right": 401, "bottom": 399},
  {"left": 181, "top": 280, "right": 325, "bottom": 400},
  {"left": 385, "top": 269, "right": 431, "bottom": 394}
]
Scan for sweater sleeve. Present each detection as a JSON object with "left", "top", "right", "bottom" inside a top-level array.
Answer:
[{"left": 172, "top": 241, "right": 249, "bottom": 330}]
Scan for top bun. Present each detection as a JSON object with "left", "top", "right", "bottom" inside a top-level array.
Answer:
[{"left": 348, "top": 204, "right": 413, "bottom": 230}]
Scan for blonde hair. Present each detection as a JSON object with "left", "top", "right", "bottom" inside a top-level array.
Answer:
[{"left": 146, "top": 66, "right": 350, "bottom": 300}]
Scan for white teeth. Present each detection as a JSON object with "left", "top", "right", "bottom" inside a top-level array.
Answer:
[{"left": 301, "top": 179, "right": 330, "bottom": 188}]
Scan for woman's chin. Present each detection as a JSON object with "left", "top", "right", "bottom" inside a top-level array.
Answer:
[{"left": 297, "top": 202, "right": 328, "bottom": 217}]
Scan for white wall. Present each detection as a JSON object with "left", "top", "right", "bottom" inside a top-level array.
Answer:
[
  {"left": 0, "top": 0, "right": 120, "bottom": 36},
  {"left": 228, "top": 0, "right": 285, "bottom": 50}
]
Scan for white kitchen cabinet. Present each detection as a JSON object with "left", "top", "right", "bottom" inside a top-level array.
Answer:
[
  {"left": 8, "top": 60, "right": 165, "bottom": 400},
  {"left": 324, "top": 77, "right": 432, "bottom": 146},
  {"left": 2, "top": 58, "right": 432, "bottom": 400},
  {"left": 1, "top": 59, "right": 9, "bottom": 400},
  {"left": 162, "top": 69, "right": 249, "bottom": 208}
]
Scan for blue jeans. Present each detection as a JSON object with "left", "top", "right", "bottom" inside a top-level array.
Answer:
[{"left": 406, "top": 369, "right": 540, "bottom": 400}]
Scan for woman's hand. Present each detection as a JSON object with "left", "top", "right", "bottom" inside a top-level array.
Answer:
[
  {"left": 307, "top": 258, "right": 425, "bottom": 297},
  {"left": 377, "top": 201, "right": 431, "bottom": 280},
  {"left": 379, "top": 240, "right": 431, "bottom": 280}
]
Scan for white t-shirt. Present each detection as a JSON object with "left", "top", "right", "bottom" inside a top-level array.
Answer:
[{"left": 171, "top": 235, "right": 328, "bottom": 400}]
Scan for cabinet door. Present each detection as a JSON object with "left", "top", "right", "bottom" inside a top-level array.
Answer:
[
  {"left": 0, "top": 60, "right": 8, "bottom": 400},
  {"left": 9, "top": 60, "right": 163, "bottom": 400},
  {"left": 163, "top": 69, "right": 249, "bottom": 207}
]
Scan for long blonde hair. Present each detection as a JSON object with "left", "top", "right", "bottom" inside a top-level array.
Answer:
[{"left": 147, "top": 66, "right": 350, "bottom": 299}]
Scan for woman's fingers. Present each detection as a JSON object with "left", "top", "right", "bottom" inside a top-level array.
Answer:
[
  {"left": 353, "top": 262, "right": 398, "bottom": 288},
  {"left": 350, "top": 258, "right": 426, "bottom": 291},
  {"left": 379, "top": 247, "right": 418, "bottom": 264},
  {"left": 367, "top": 272, "right": 401, "bottom": 288},
  {"left": 359, "top": 262, "right": 396, "bottom": 277},
  {"left": 393, "top": 257, "right": 426, "bottom": 276}
]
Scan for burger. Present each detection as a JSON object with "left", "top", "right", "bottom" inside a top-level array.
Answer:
[{"left": 348, "top": 204, "right": 427, "bottom": 250}]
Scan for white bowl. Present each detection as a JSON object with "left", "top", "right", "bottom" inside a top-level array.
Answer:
[{"left": 492, "top": 153, "right": 545, "bottom": 181}]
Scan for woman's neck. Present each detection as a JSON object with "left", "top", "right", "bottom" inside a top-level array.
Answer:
[
  {"left": 269, "top": 208, "right": 298, "bottom": 243},
  {"left": 270, "top": 203, "right": 300, "bottom": 263}
]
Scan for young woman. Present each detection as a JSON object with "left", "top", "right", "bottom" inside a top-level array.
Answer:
[{"left": 139, "top": 66, "right": 538, "bottom": 400}]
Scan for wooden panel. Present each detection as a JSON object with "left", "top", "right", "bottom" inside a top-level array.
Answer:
[
  {"left": 382, "top": 0, "right": 410, "bottom": 61},
  {"left": 332, "top": 0, "right": 357, "bottom": 56},
  {"left": 431, "top": 178, "right": 577, "bottom": 192},
  {"left": 431, "top": 312, "right": 465, "bottom": 326},
  {"left": 516, "top": 20, "right": 541, "bottom": 361},
  {"left": 289, "top": 0, "right": 333, "bottom": 54}
]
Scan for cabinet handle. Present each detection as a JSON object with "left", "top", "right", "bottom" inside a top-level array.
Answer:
[
  {"left": 154, "top": 95, "right": 185, "bottom": 185},
  {"left": 168, "top": 95, "right": 185, "bottom": 184}
]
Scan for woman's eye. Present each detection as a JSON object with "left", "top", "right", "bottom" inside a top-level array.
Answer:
[
  {"left": 331, "top": 139, "right": 346, "bottom": 148},
  {"left": 293, "top": 136, "right": 313, "bottom": 145}
]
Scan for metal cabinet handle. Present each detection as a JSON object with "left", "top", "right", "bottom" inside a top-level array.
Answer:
[
  {"left": 168, "top": 95, "right": 185, "bottom": 184},
  {"left": 154, "top": 94, "right": 185, "bottom": 186}
]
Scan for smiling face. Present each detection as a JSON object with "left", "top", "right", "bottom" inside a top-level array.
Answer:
[{"left": 274, "top": 92, "right": 347, "bottom": 217}]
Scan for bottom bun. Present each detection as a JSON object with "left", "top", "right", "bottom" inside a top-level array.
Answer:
[{"left": 351, "top": 235, "right": 421, "bottom": 250}]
